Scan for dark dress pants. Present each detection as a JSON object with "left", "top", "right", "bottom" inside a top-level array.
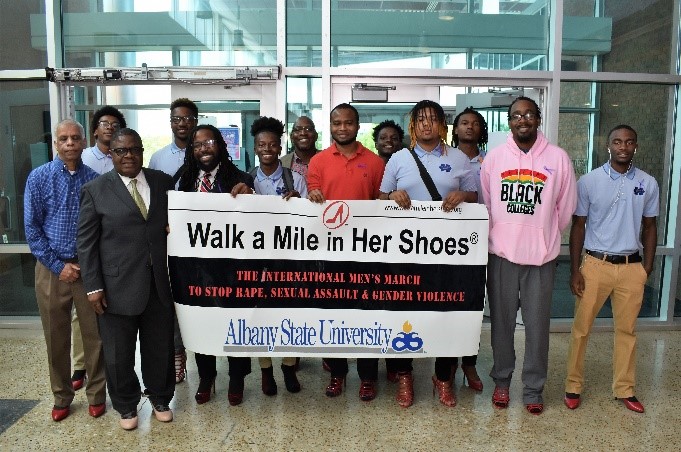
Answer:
[
  {"left": 195, "top": 353, "right": 251, "bottom": 380},
  {"left": 326, "top": 358, "right": 379, "bottom": 380},
  {"left": 98, "top": 277, "right": 175, "bottom": 415}
]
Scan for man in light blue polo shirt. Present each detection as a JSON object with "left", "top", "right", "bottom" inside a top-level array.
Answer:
[
  {"left": 82, "top": 106, "right": 127, "bottom": 174},
  {"left": 148, "top": 97, "right": 199, "bottom": 384},
  {"left": 452, "top": 106, "right": 487, "bottom": 201},
  {"left": 379, "top": 99, "right": 477, "bottom": 408},
  {"left": 149, "top": 98, "right": 198, "bottom": 183},
  {"left": 565, "top": 124, "right": 659, "bottom": 414}
]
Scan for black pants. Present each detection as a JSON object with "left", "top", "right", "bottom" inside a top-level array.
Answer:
[
  {"left": 98, "top": 278, "right": 174, "bottom": 415},
  {"left": 386, "top": 358, "right": 413, "bottom": 373},
  {"left": 195, "top": 353, "right": 251, "bottom": 381},
  {"left": 434, "top": 355, "right": 478, "bottom": 381},
  {"left": 326, "top": 358, "right": 378, "bottom": 380}
]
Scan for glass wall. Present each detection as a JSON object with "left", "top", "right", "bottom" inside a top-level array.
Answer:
[
  {"left": 331, "top": 0, "right": 551, "bottom": 69},
  {"left": 0, "top": 0, "right": 47, "bottom": 70},
  {"left": 58, "top": 0, "right": 278, "bottom": 67},
  {"left": 562, "top": 0, "right": 676, "bottom": 74},
  {"left": 1, "top": 1, "right": 680, "bottom": 326}
]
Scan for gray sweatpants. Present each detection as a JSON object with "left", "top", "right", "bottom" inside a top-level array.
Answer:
[{"left": 487, "top": 253, "right": 556, "bottom": 404}]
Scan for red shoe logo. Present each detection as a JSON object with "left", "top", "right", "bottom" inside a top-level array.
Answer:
[{"left": 322, "top": 201, "right": 350, "bottom": 229}]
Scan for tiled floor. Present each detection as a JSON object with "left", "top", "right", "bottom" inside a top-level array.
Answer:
[{"left": 0, "top": 327, "right": 679, "bottom": 451}]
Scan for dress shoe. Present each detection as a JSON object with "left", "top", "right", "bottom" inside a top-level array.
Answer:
[
  {"left": 195, "top": 377, "right": 216, "bottom": 404},
  {"left": 461, "top": 365, "right": 484, "bottom": 392},
  {"left": 492, "top": 386, "right": 510, "bottom": 409},
  {"left": 51, "top": 405, "right": 70, "bottom": 422},
  {"left": 325, "top": 376, "right": 345, "bottom": 397},
  {"left": 526, "top": 403, "right": 544, "bottom": 415},
  {"left": 174, "top": 350, "right": 187, "bottom": 384},
  {"left": 281, "top": 364, "right": 301, "bottom": 393},
  {"left": 358, "top": 380, "right": 377, "bottom": 402},
  {"left": 564, "top": 392, "right": 580, "bottom": 410},
  {"left": 120, "top": 411, "right": 138, "bottom": 430},
  {"left": 152, "top": 404, "right": 173, "bottom": 422},
  {"left": 228, "top": 377, "right": 245, "bottom": 406},
  {"left": 396, "top": 372, "right": 414, "bottom": 408},
  {"left": 620, "top": 396, "right": 644, "bottom": 413},
  {"left": 88, "top": 403, "right": 106, "bottom": 418},
  {"left": 261, "top": 367, "right": 278, "bottom": 396},
  {"left": 71, "top": 370, "right": 86, "bottom": 391},
  {"left": 432, "top": 376, "right": 456, "bottom": 407}
]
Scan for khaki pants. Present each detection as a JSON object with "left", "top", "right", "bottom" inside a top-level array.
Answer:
[
  {"left": 71, "top": 308, "right": 85, "bottom": 371},
  {"left": 35, "top": 262, "right": 106, "bottom": 406},
  {"left": 565, "top": 254, "right": 647, "bottom": 398}
]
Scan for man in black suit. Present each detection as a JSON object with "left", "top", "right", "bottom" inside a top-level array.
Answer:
[{"left": 77, "top": 128, "right": 175, "bottom": 430}]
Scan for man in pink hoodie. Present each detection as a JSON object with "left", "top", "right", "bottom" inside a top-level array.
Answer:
[{"left": 480, "top": 97, "right": 577, "bottom": 415}]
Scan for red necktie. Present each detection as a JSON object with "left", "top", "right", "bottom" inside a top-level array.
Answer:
[{"left": 200, "top": 173, "right": 212, "bottom": 192}]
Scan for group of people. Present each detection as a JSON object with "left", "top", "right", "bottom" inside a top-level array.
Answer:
[{"left": 24, "top": 94, "right": 658, "bottom": 431}]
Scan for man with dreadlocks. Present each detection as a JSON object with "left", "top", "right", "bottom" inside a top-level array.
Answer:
[
  {"left": 481, "top": 96, "right": 577, "bottom": 415},
  {"left": 379, "top": 100, "right": 477, "bottom": 408},
  {"left": 178, "top": 124, "right": 254, "bottom": 407},
  {"left": 564, "top": 125, "right": 658, "bottom": 413},
  {"left": 307, "top": 103, "right": 385, "bottom": 402}
]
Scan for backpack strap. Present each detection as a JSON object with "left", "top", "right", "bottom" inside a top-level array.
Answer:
[
  {"left": 281, "top": 167, "right": 295, "bottom": 193},
  {"left": 408, "top": 148, "right": 442, "bottom": 201}
]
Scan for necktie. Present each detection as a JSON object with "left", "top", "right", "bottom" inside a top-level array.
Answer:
[
  {"left": 200, "top": 173, "right": 212, "bottom": 192},
  {"left": 129, "top": 179, "right": 148, "bottom": 219}
]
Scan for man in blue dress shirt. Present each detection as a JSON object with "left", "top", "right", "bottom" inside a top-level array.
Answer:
[
  {"left": 24, "top": 119, "right": 107, "bottom": 422},
  {"left": 564, "top": 124, "right": 659, "bottom": 413}
]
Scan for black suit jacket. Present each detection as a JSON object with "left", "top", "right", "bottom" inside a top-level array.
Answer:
[{"left": 77, "top": 168, "right": 175, "bottom": 316}]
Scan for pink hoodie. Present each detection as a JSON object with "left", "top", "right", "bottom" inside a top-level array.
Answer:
[{"left": 480, "top": 131, "right": 577, "bottom": 266}]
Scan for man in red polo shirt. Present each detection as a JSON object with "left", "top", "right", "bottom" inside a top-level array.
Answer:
[{"left": 307, "top": 103, "right": 385, "bottom": 401}]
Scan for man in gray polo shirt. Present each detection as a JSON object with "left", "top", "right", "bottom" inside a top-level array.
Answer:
[{"left": 564, "top": 124, "right": 659, "bottom": 413}]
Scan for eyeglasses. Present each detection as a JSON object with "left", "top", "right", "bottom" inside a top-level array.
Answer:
[
  {"left": 170, "top": 115, "right": 197, "bottom": 124},
  {"left": 509, "top": 112, "right": 538, "bottom": 122},
  {"left": 191, "top": 139, "right": 216, "bottom": 150},
  {"left": 98, "top": 120, "right": 121, "bottom": 129},
  {"left": 292, "top": 126, "right": 315, "bottom": 133},
  {"left": 111, "top": 147, "right": 143, "bottom": 157}
]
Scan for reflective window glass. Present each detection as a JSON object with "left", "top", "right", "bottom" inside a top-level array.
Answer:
[
  {"left": 562, "top": 0, "right": 675, "bottom": 73},
  {"left": 287, "top": 0, "right": 322, "bottom": 67},
  {"left": 1, "top": 0, "right": 47, "bottom": 70},
  {"left": 60, "top": 0, "right": 277, "bottom": 67},
  {"left": 331, "top": 0, "right": 550, "bottom": 69}
]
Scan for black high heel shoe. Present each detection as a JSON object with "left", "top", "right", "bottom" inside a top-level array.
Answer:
[
  {"left": 281, "top": 364, "right": 301, "bottom": 393},
  {"left": 261, "top": 367, "right": 278, "bottom": 396},
  {"left": 195, "top": 376, "right": 216, "bottom": 404}
]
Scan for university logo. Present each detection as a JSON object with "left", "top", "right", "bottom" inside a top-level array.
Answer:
[
  {"left": 391, "top": 321, "right": 423, "bottom": 352},
  {"left": 499, "top": 168, "right": 548, "bottom": 215},
  {"left": 634, "top": 180, "right": 645, "bottom": 196},
  {"left": 323, "top": 200, "right": 350, "bottom": 229}
]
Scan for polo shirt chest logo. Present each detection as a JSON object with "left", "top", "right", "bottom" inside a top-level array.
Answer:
[
  {"left": 439, "top": 164, "right": 452, "bottom": 172},
  {"left": 634, "top": 180, "right": 645, "bottom": 196}
]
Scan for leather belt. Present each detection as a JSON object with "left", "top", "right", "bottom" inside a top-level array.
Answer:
[{"left": 586, "top": 250, "right": 642, "bottom": 264}]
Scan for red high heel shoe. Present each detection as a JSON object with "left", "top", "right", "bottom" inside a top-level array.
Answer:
[
  {"left": 492, "top": 386, "right": 510, "bottom": 408},
  {"left": 194, "top": 377, "right": 216, "bottom": 404},
  {"left": 461, "top": 365, "right": 484, "bottom": 392},
  {"left": 396, "top": 372, "right": 414, "bottom": 408},
  {"left": 358, "top": 380, "right": 377, "bottom": 401},
  {"left": 325, "top": 376, "right": 345, "bottom": 397},
  {"left": 432, "top": 375, "right": 457, "bottom": 407}
]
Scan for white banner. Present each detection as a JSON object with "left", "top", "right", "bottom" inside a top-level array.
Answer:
[{"left": 168, "top": 192, "right": 488, "bottom": 357}]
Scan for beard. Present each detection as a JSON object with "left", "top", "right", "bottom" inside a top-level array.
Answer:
[{"left": 333, "top": 136, "right": 357, "bottom": 146}]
